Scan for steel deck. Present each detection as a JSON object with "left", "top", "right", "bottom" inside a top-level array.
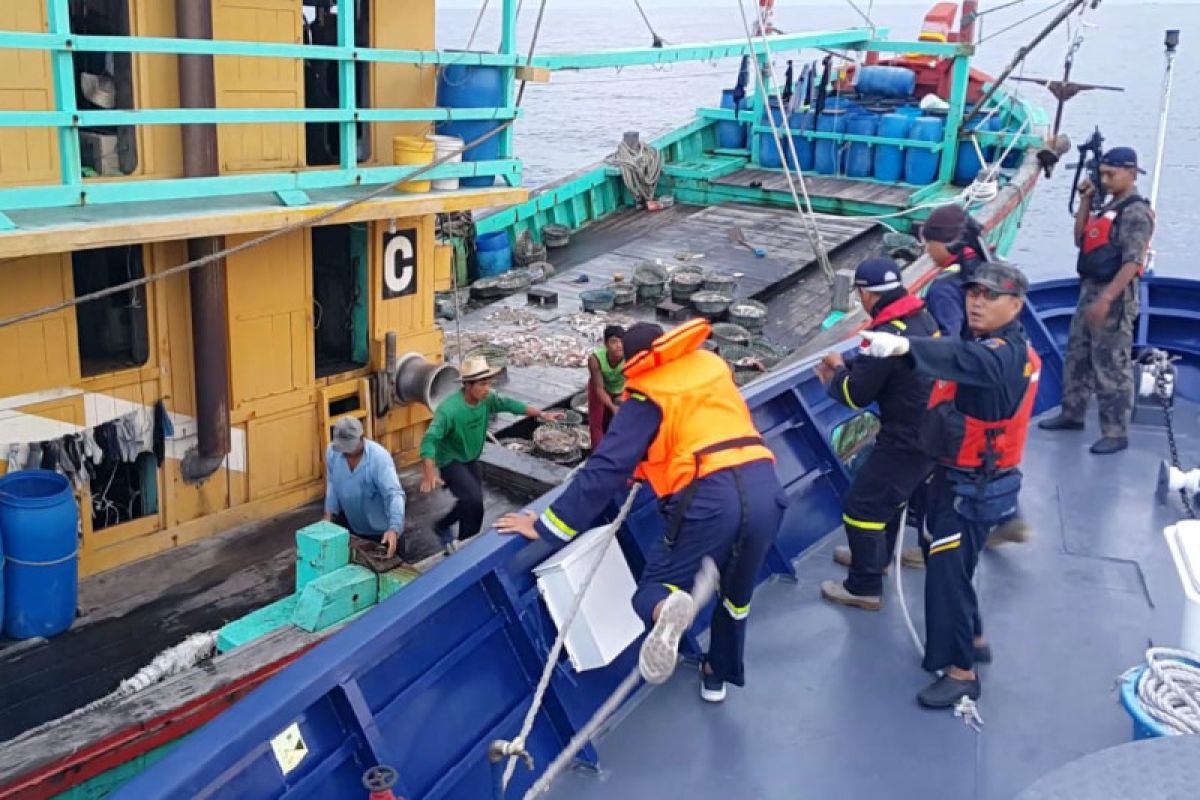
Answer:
[{"left": 544, "top": 408, "right": 1192, "bottom": 799}]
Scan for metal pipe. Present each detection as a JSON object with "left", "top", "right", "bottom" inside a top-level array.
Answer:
[{"left": 176, "top": 0, "right": 230, "bottom": 483}]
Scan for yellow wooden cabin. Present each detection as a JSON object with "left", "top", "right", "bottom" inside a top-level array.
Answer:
[{"left": 0, "top": 0, "right": 527, "bottom": 576}]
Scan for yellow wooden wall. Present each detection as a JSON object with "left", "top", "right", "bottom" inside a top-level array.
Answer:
[
  {"left": 370, "top": 0, "right": 437, "bottom": 162},
  {"left": 0, "top": 1, "right": 59, "bottom": 188}
]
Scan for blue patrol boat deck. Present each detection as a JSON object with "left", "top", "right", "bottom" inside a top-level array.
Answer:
[{"left": 545, "top": 407, "right": 1191, "bottom": 799}]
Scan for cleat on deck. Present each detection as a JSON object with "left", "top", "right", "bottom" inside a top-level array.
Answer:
[{"left": 639, "top": 590, "right": 694, "bottom": 685}]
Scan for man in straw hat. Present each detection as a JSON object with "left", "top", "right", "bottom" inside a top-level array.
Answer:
[
  {"left": 496, "top": 320, "right": 786, "bottom": 705},
  {"left": 420, "top": 356, "right": 563, "bottom": 556}
]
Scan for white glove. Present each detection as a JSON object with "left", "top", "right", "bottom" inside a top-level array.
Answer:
[{"left": 859, "top": 330, "right": 910, "bottom": 358}]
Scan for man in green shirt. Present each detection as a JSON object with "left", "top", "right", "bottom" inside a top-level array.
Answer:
[
  {"left": 420, "top": 356, "right": 562, "bottom": 555},
  {"left": 587, "top": 325, "right": 625, "bottom": 447}
]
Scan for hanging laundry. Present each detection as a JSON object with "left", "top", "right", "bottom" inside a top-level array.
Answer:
[
  {"left": 40, "top": 440, "right": 63, "bottom": 474},
  {"left": 82, "top": 429, "right": 104, "bottom": 466},
  {"left": 6, "top": 443, "right": 28, "bottom": 474},
  {"left": 94, "top": 421, "right": 121, "bottom": 466},
  {"left": 153, "top": 400, "right": 173, "bottom": 466},
  {"left": 116, "top": 411, "right": 146, "bottom": 463},
  {"left": 25, "top": 442, "right": 43, "bottom": 471}
]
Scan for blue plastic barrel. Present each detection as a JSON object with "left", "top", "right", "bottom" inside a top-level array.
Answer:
[
  {"left": 823, "top": 96, "right": 860, "bottom": 113},
  {"left": 904, "top": 116, "right": 944, "bottom": 185},
  {"left": 0, "top": 470, "right": 78, "bottom": 640},
  {"left": 874, "top": 112, "right": 911, "bottom": 182},
  {"left": 717, "top": 89, "right": 747, "bottom": 149},
  {"left": 757, "top": 97, "right": 790, "bottom": 169},
  {"left": 790, "top": 111, "right": 815, "bottom": 171},
  {"left": 954, "top": 114, "right": 1005, "bottom": 186},
  {"left": 436, "top": 62, "right": 504, "bottom": 188},
  {"left": 895, "top": 105, "right": 924, "bottom": 119},
  {"left": 1001, "top": 117, "right": 1023, "bottom": 168},
  {"left": 855, "top": 65, "right": 917, "bottom": 98},
  {"left": 814, "top": 109, "right": 848, "bottom": 175},
  {"left": 476, "top": 231, "right": 510, "bottom": 252},
  {"left": 845, "top": 113, "right": 878, "bottom": 178}
]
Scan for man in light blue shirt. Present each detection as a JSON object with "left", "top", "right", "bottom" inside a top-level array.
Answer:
[{"left": 322, "top": 417, "right": 406, "bottom": 559}]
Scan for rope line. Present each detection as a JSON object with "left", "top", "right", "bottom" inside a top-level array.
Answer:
[
  {"left": 499, "top": 483, "right": 644, "bottom": 791},
  {"left": 1133, "top": 647, "right": 1200, "bottom": 735}
]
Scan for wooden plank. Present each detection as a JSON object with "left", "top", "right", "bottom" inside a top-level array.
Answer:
[{"left": 714, "top": 168, "right": 913, "bottom": 208}]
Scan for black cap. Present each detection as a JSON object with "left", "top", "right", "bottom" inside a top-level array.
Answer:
[
  {"left": 964, "top": 262, "right": 1028, "bottom": 298},
  {"left": 853, "top": 257, "right": 904, "bottom": 292},
  {"left": 1100, "top": 146, "right": 1146, "bottom": 174},
  {"left": 921, "top": 204, "right": 969, "bottom": 244},
  {"left": 621, "top": 322, "right": 663, "bottom": 361}
]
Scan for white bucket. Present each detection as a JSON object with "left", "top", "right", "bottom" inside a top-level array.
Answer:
[{"left": 426, "top": 134, "right": 463, "bottom": 191}]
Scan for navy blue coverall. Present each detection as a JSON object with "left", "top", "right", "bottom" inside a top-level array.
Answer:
[
  {"left": 827, "top": 293, "right": 936, "bottom": 596},
  {"left": 533, "top": 397, "right": 787, "bottom": 687},
  {"left": 907, "top": 319, "right": 1030, "bottom": 673}
]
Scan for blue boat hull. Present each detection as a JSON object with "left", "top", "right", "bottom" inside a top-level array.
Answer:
[{"left": 118, "top": 273, "right": 1200, "bottom": 799}]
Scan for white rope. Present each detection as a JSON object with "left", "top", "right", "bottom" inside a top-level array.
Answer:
[
  {"left": 522, "top": 556, "right": 723, "bottom": 798},
  {"left": 734, "top": 0, "right": 835, "bottom": 281},
  {"left": 1133, "top": 647, "right": 1200, "bottom": 734},
  {"left": 499, "top": 482, "right": 644, "bottom": 791},
  {"left": 607, "top": 138, "right": 663, "bottom": 206}
]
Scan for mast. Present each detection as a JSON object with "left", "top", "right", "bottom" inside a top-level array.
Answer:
[
  {"left": 1147, "top": 29, "right": 1179, "bottom": 210},
  {"left": 1145, "top": 29, "right": 1179, "bottom": 275}
]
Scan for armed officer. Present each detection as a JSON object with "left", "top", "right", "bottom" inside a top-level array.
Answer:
[
  {"left": 1039, "top": 146, "right": 1155, "bottom": 455},
  {"left": 496, "top": 320, "right": 787, "bottom": 704},
  {"left": 817, "top": 258, "right": 936, "bottom": 610},
  {"left": 860, "top": 263, "right": 1040, "bottom": 708}
]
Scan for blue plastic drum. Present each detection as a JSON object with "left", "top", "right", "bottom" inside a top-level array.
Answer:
[{"left": 0, "top": 470, "right": 78, "bottom": 639}]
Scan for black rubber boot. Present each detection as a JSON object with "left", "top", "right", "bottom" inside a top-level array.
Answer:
[
  {"left": 1090, "top": 436, "right": 1129, "bottom": 455},
  {"left": 917, "top": 674, "right": 981, "bottom": 709},
  {"left": 1038, "top": 414, "right": 1084, "bottom": 431},
  {"left": 973, "top": 643, "right": 993, "bottom": 664}
]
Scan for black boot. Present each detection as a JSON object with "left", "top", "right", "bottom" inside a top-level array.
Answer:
[
  {"left": 1038, "top": 414, "right": 1084, "bottom": 431},
  {"left": 917, "top": 674, "right": 981, "bottom": 709},
  {"left": 1090, "top": 436, "right": 1128, "bottom": 455}
]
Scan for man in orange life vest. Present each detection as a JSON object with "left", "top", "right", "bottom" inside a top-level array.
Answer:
[
  {"left": 860, "top": 263, "right": 1039, "bottom": 708},
  {"left": 496, "top": 320, "right": 787, "bottom": 704},
  {"left": 1039, "top": 146, "right": 1155, "bottom": 455},
  {"left": 816, "top": 257, "right": 936, "bottom": 611}
]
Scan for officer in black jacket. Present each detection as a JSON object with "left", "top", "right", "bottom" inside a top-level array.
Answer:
[
  {"left": 861, "top": 262, "right": 1038, "bottom": 708},
  {"left": 817, "top": 258, "right": 937, "bottom": 610}
]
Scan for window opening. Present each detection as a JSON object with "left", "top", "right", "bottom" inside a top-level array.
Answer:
[
  {"left": 313, "top": 224, "right": 370, "bottom": 378},
  {"left": 90, "top": 451, "right": 158, "bottom": 531},
  {"left": 70, "top": 0, "right": 138, "bottom": 176},
  {"left": 303, "top": 0, "right": 372, "bottom": 167},
  {"left": 73, "top": 245, "right": 150, "bottom": 377}
]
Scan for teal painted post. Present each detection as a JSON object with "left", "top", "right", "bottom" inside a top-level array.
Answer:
[
  {"left": 338, "top": 0, "right": 358, "bottom": 171},
  {"left": 500, "top": 0, "right": 518, "bottom": 184},
  {"left": 937, "top": 53, "right": 971, "bottom": 185},
  {"left": 295, "top": 521, "right": 351, "bottom": 592},
  {"left": 46, "top": 0, "right": 80, "bottom": 189}
]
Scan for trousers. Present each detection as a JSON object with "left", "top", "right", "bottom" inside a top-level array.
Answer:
[
  {"left": 630, "top": 460, "right": 787, "bottom": 687},
  {"left": 841, "top": 445, "right": 933, "bottom": 596},
  {"left": 921, "top": 465, "right": 1020, "bottom": 672},
  {"left": 436, "top": 460, "right": 485, "bottom": 544},
  {"left": 1061, "top": 278, "right": 1138, "bottom": 437}
]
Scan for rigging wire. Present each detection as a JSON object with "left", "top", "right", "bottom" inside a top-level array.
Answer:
[
  {"left": 631, "top": 0, "right": 667, "bottom": 47},
  {"left": 465, "top": 0, "right": 492, "bottom": 50},
  {"left": 978, "top": 0, "right": 1072, "bottom": 45}
]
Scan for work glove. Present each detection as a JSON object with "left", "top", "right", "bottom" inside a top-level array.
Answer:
[{"left": 859, "top": 330, "right": 910, "bottom": 358}]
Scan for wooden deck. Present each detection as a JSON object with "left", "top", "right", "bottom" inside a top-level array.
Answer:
[
  {"left": 448, "top": 202, "right": 877, "bottom": 418},
  {"left": 714, "top": 169, "right": 915, "bottom": 208},
  {"left": 0, "top": 469, "right": 526, "bottom": 744}
]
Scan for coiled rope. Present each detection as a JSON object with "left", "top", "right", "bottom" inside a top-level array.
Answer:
[
  {"left": 607, "top": 138, "right": 663, "bottom": 206},
  {"left": 1133, "top": 647, "right": 1200, "bottom": 735}
]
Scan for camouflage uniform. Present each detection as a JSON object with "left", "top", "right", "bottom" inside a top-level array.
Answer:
[{"left": 1060, "top": 198, "right": 1155, "bottom": 438}]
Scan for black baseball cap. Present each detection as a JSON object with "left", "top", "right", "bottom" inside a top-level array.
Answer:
[
  {"left": 964, "top": 263, "right": 1028, "bottom": 298},
  {"left": 853, "top": 257, "right": 903, "bottom": 292},
  {"left": 1100, "top": 146, "right": 1146, "bottom": 175}
]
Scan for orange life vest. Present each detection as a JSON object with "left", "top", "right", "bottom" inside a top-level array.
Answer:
[
  {"left": 1077, "top": 195, "right": 1150, "bottom": 282},
  {"left": 925, "top": 345, "right": 1041, "bottom": 470},
  {"left": 623, "top": 319, "right": 775, "bottom": 498}
]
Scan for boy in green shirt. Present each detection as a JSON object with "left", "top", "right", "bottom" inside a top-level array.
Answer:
[
  {"left": 587, "top": 325, "right": 625, "bottom": 447},
  {"left": 420, "top": 356, "right": 561, "bottom": 555}
]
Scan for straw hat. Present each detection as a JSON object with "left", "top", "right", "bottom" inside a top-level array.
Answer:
[{"left": 460, "top": 356, "right": 502, "bottom": 383}]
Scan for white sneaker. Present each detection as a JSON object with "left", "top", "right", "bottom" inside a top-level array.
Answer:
[
  {"left": 639, "top": 591, "right": 694, "bottom": 685},
  {"left": 700, "top": 664, "right": 727, "bottom": 703}
]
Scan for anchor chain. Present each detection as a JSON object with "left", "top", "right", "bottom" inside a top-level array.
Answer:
[{"left": 1151, "top": 349, "right": 1195, "bottom": 518}]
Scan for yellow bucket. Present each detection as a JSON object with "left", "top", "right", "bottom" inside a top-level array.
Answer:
[{"left": 393, "top": 136, "right": 436, "bottom": 193}]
